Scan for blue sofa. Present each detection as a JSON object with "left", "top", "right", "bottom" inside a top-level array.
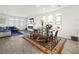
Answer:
[{"left": 0, "top": 27, "right": 11, "bottom": 38}]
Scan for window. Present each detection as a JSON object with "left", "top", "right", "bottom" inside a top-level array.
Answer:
[
  {"left": 43, "top": 16, "right": 47, "bottom": 22},
  {"left": 7, "top": 18, "right": 26, "bottom": 28},
  {"left": 47, "top": 15, "right": 53, "bottom": 22},
  {"left": 55, "top": 15, "right": 62, "bottom": 25},
  {"left": 43, "top": 15, "right": 53, "bottom": 25},
  {"left": 55, "top": 13, "right": 62, "bottom": 30},
  {"left": 20, "top": 20, "right": 25, "bottom": 26},
  {"left": 8, "top": 18, "right": 14, "bottom": 26},
  {"left": 14, "top": 19, "right": 20, "bottom": 27},
  {"left": 47, "top": 15, "right": 53, "bottom": 24}
]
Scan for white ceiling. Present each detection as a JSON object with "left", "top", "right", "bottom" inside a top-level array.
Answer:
[{"left": 0, "top": 5, "right": 66, "bottom": 17}]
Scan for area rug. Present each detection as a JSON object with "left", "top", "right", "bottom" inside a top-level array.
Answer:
[{"left": 11, "top": 31, "right": 23, "bottom": 36}]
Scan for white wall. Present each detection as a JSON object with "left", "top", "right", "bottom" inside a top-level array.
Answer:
[
  {"left": 31, "top": 6, "right": 79, "bottom": 39},
  {"left": 56, "top": 6, "right": 79, "bottom": 39}
]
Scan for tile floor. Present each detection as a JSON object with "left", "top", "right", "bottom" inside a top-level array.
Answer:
[
  {"left": 62, "top": 39, "right": 79, "bottom": 54},
  {"left": 0, "top": 35, "right": 43, "bottom": 54}
]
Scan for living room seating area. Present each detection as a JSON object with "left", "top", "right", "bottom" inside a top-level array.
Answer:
[
  {"left": 0, "top": 27, "right": 11, "bottom": 38},
  {"left": 0, "top": 26, "right": 23, "bottom": 37}
]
